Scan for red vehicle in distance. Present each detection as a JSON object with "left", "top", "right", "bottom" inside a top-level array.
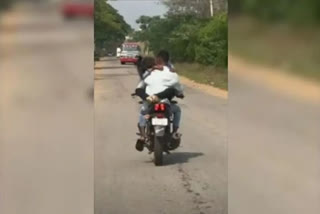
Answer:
[
  {"left": 120, "top": 42, "right": 141, "bottom": 65},
  {"left": 61, "top": 0, "right": 94, "bottom": 19}
]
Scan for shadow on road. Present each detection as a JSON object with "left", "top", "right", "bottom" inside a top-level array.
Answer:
[{"left": 164, "top": 152, "right": 204, "bottom": 165}]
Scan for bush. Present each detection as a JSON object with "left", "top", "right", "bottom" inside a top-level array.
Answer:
[
  {"left": 229, "top": 0, "right": 320, "bottom": 25},
  {"left": 168, "top": 20, "right": 204, "bottom": 62},
  {"left": 195, "top": 13, "right": 228, "bottom": 67},
  {"left": 134, "top": 13, "right": 228, "bottom": 68}
]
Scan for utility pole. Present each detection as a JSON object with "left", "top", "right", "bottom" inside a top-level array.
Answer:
[{"left": 209, "top": 0, "right": 213, "bottom": 17}]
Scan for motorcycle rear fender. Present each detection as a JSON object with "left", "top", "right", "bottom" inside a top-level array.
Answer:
[{"left": 154, "top": 126, "right": 166, "bottom": 136}]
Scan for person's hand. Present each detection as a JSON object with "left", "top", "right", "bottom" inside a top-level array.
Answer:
[{"left": 146, "top": 95, "right": 160, "bottom": 103}]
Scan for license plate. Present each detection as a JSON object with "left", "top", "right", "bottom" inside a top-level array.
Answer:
[{"left": 152, "top": 118, "right": 168, "bottom": 126}]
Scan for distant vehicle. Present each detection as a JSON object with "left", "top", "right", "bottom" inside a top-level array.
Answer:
[
  {"left": 120, "top": 42, "right": 141, "bottom": 65},
  {"left": 61, "top": 0, "right": 94, "bottom": 19}
]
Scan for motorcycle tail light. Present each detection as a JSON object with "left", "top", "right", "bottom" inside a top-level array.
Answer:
[
  {"left": 154, "top": 104, "right": 160, "bottom": 111},
  {"left": 160, "top": 103, "right": 165, "bottom": 111},
  {"left": 154, "top": 103, "right": 166, "bottom": 111}
]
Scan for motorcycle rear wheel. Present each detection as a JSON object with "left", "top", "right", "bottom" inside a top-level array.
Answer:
[{"left": 154, "top": 136, "right": 163, "bottom": 166}]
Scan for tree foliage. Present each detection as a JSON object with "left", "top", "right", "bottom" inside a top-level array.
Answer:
[
  {"left": 134, "top": 12, "right": 227, "bottom": 68},
  {"left": 94, "top": 0, "right": 131, "bottom": 50},
  {"left": 195, "top": 14, "right": 227, "bottom": 66},
  {"left": 0, "top": 0, "right": 13, "bottom": 12},
  {"left": 163, "top": 0, "right": 227, "bottom": 18},
  {"left": 229, "top": 0, "right": 320, "bottom": 25}
]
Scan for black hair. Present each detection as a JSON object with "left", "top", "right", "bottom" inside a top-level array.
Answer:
[
  {"left": 156, "top": 50, "right": 170, "bottom": 63},
  {"left": 136, "top": 56, "right": 156, "bottom": 79}
]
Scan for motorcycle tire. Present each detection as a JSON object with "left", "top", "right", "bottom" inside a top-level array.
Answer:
[{"left": 154, "top": 136, "right": 163, "bottom": 166}]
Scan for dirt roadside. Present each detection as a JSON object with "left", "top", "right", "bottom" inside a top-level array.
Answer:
[
  {"left": 180, "top": 76, "right": 228, "bottom": 99},
  {"left": 229, "top": 55, "right": 320, "bottom": 105}
]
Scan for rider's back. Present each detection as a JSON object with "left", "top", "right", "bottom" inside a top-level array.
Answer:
[{"left": 144, "top": 66, "right": 180, "bottom": 95}]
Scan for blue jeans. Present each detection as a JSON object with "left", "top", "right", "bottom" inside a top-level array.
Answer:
[{"left": 138, "top": 102, "right": 181, "bottom": 128}]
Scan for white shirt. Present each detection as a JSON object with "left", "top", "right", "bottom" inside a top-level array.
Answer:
[{"left": 144, "top": 66, "right": 183, "bottom": 95}]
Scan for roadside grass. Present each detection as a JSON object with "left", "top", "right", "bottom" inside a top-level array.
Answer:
[
  {"left": 229, "top": 16, "right": 320, "bottom": 83},
  {"left": 175, "top": 63, "right": 228, "bottom": 90}
]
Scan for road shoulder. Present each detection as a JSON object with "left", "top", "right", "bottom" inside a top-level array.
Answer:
[
  {"left": 180, "top": 76, "right": 228, "bottom": 99},
  {"left": 229, "top": 54, "right": 320, "bottom": 105}
]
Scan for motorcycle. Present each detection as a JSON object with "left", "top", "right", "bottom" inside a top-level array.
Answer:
[{"left": 134, "top": 97, "right": 181, "bottom": 166}]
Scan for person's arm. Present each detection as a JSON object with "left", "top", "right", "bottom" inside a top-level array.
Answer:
[
  {"left": 135, "top": 79, "right": 148, "bottom": 101},
  {"left": 134, "top": 70, "right": 152, "bottom": 100},
  {"left": 155, "top": 88, "right": 176, "bottom": 100},
  {"left": 163, "top": 71, "right": 179, "bottom": 87},
  {"left": 168, "top": 70, "right": 184, "bottom": 97},
  {"left": 136, "top": 56, "right": 145, "bottom": 79},
  {"left": 174, "top": 81, "right": 184, "bottom": 94},
  {"left": 168, "top": 61, "right": 176, "bottom": 72},
  {"left": 135, "top": 88, "right": 148, "bottom": 100}
]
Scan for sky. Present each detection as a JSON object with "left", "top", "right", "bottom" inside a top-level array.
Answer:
[{"left": 108, "top": 0, "right": 168, "bottom": 30}]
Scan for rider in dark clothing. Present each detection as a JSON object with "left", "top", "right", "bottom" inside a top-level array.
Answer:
[{"left": 134, "top": 52, "right": 183, "bottom": 151}]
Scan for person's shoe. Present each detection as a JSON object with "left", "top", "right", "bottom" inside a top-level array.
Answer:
[
  {"left": 136, "top": 126, "right": 147, "bottom": 152},
  {"left": 135, "top": 139, "right": 145, "bottom": 152},
  {"left": 172, "top": 132, "right": 182, "bottom": 140}
]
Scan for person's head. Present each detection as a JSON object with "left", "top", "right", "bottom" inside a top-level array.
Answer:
[
  {"left": 156, "top": 50, "right": 170, "bottom": 65},
  {"left": 137, "top": 56, "right": 156, "bottom": 77},
  {"left": 142, "top": 57, "right": 156, "bottom": 70}
]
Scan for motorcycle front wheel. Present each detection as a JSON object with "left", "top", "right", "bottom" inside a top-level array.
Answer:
[{"left": 154, "top": 136, "right": 163, "bottom": 166}]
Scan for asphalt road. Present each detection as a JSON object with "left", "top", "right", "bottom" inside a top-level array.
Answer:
[
  {"left": 229, "top": 60, "right": 320, "bottom": 214},
  {"left": 0, "top": 5, "right": 94, "bottom": 214},
  {"left": 94, "top": 58, "right": 228, "bottom": 214}
]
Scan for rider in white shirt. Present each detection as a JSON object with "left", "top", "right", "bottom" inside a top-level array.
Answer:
[{"left": 135, "top": 51, "right": 183, "bottom": 151}]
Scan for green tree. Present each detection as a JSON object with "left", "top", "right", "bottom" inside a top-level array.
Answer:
[
  {"left": 164, "top": 0, "right": 227, "bottom": 18},
  {"left": 229, "top": 0, "right": 320, "bottom": 25},
  {"left": 94, "top": 0, "right": 131, "bottom": 50},
  {"left": 133, "top": 1, "right": 227, "bottom": 68},
  {"left": 168, "top": 19, "right": 206, "bottom": 62},
  {"left": 195, "top": 13, "right": 228, "bottom": 66},
  {"left": 0, "top": 0, "right": 12, "bottom": 12},
  {"left": 134, "top": 15, "right": 175, "bottom": 54}
]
